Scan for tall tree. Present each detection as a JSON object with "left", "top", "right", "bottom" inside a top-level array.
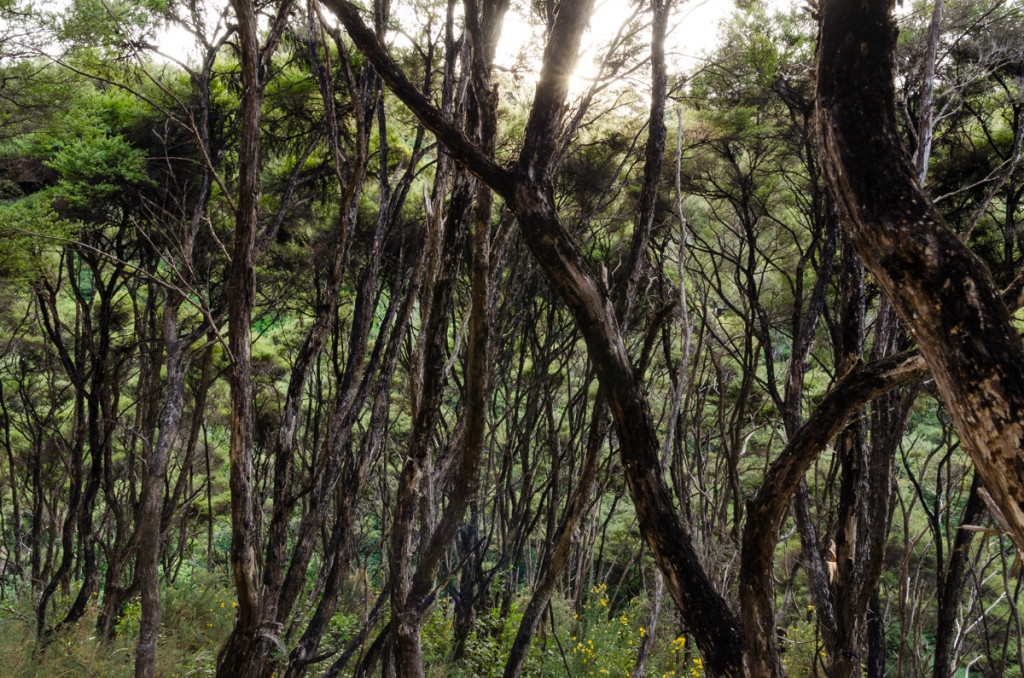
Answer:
[
  {"left": 217, "top": 0, "right": 295, "bottom": 675},
  {"left": 816, "top": 0, "right": 1024, "bottom": 553}
]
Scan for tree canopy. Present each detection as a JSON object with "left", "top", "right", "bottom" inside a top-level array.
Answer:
[{"left": 0, "top": 1, "right": 1023, "bottom": 677}]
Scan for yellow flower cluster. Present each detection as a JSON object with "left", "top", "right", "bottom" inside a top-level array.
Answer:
[
  {"left": 565, "top": 587, "right": 714, "bottom": 678},
  {"left": 195, "top": 585, "right": 238, "bottom": 642},
  {"left": 572, "top": 637, "right": 597, "bottom": 661}
]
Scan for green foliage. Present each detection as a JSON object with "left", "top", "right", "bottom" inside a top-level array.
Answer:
[
  {"left": 0, "top": 1, "right": 1021, "bottom": 676},
  {"left": 781, "top": 607, "right": 827, "bottom": 677},
  {"left": 427, "top": 585, "right": 706, "bottom": 678},
  {"left": 161, "top": 569, "right": 238, "bottom": 652},
  {"left": 0, "top": 569, "right": 234, "bottom": 676},
  {"left": 0, "top": 578, "right": 707, "bottom": 678},
  {"left": 0, "top": 191, "right": 73, "bottom": 280},
  {"left": 52, "top": 0, "right": 170, "bottom": 64},
  {"left": 561, "top": 584, "right": 702, "bottom": 678},
  {"left": 0, "top": 75, "right": 154, "bottom": 239},
  {"left": 46, "top": 130, "right": 152, "bottom": 208}
]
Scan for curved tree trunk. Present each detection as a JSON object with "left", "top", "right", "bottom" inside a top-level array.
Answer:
[
  {"left": 816, "top": 0, "right": 1024, "bottom": 552},
  {"left": 323, "top": 0, "right": 745, "bottom": 673}
]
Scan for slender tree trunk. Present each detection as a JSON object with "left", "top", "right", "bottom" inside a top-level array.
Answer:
[
  {"left": 35, "top": 390, "right": 85, "bottom": 641},
  {"left": 217, "top": 1, "right": 264, "bottom": 673},
  {"left": 0, "top": 381, "right": 21, "bottom": 580},
  {"left": 503, "top": 400, "right": 608, "bottom": 678},
  {"left": 135, "top": 332, "right": 190, "bottom": 678},
  {"left": 391, "top": 6, "right": 503, "bottom": 674},
  {"left": 933, "top": 473, "right": 985, "bottom": 678},
  {"left": 825, "top": 230, "right": 871, "bottom": 678},
  {"left": 257, "top": 21, "right": 370, "bottom": 655},
  {"left": 914, "top": 0, "right": 944, "bottom": 185},
  {"left": 325, "top": 0, "right": 746, "bottom": 671}
]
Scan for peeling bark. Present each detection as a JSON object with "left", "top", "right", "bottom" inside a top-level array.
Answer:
[{"left": 817, "top": 0, "right": 1024, "bottom": 552}]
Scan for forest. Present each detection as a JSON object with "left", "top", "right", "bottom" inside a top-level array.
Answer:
[{"left": 0, "top": 0, "right": 1023, "bottom": 676}]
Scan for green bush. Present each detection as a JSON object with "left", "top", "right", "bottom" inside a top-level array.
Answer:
[{"left": 0, "top": 569, "right": 236, "bottom": 678}]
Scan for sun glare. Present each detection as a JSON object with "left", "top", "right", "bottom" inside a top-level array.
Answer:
[
  {"left": 155, "top": 0, "right": 753, "bottom": 77},
  {"left": 492, "top": 0, "right": 739, "bottom": 94}
]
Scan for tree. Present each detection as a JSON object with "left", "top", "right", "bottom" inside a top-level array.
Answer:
[
  {"left": 1, "top": 0, "right": 1022, "bottom": 675},
  {"left": 816, "top": 0, "right": 1024, "bottom": 557},
  {"left": 326, "top": 0, "right": 1024, "bottom": 675}
]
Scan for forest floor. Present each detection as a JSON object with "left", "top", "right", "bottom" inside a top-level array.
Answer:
[{"left": 0, "top": 570, "right": 782, "bottom": 677}]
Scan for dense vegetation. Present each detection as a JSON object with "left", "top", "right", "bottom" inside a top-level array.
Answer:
[{"left": 0, "top": 0, "right": 1022, "bottom": 676}]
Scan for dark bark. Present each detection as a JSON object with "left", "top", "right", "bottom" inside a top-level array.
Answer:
[
  {"left": 740, "top": 348, "right": 923, "bottom": 676},
  {"left": 738, "top": 256, "right": 1024, "bottom": 675},
  {"left": 67, "top": 266, "right": 121, "bottom": 628},
  {"left": 34, "top": 388, "right": 85, "bottom": 642},
  {"left": 389, "top": 3, "right": 503, "bottom": 674},
  {"left": 817, "top": 0, "right": 1024, "bottom": 551},
  {"left": 217, "top": 1, "right": 292, "bottom": 674},
  {"left": 280, "top": 227, "right": 422, "bottom": 675},
  {"left": 618, "top": 0, "right": 670, "bottom": 323},
  {"left": 320, "top": 0, "right": 510, "bottom": 195},
  {"left": 134, "top": 333, "right": 191, "bottom": 678},
  {"left": 866, "top": 589, "right": 885, "bottom": 678},
  {"left": 502, "top": 398, "right": 608, "bottom": 678},
  {"left": 281, "top": 381, "right": 395, "bottom": 677},
  {"left": 326, "top": 0, "right": 745, "bottom": 672},
  {"left": 736, "top": 185, "right": 838, "bottom": 674},
  {"left": 0, "top": 380, "right": 20, "bottom": 580},
  {"left": 35, "top": 245, "right": 126, "bottom": 642},
  {"left": 505, "top": 3, "right": 671, "bottom": 674},
  {"left": 249, "top": 21, "right": 372, "bottom": 676},
  {"left": 508, "top": 67, "right": 746, "bottom": 678},
  {"left": 933, "top": 472, "right": 985, "bottom": 678},
  {"left": 387, "top": 169, "right": 470, "bottom": 678},
  {"left": 134, "top": 62, "right": 221, "bottom": 671}
]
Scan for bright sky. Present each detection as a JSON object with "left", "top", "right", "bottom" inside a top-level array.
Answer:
[
  {"left": 155, "top": 0, "right": 755, "bottom": 73},
  {"left": 491, "top": 0, "right": 797, "bottom": 94},
  {"left": 492, "top": 0, "right": 738, "bottom": 73}
]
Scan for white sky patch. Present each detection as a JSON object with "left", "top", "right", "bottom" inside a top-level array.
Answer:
[
  {"left": 492, "top": 0, "right": 739, "bottom": 90},
  {"left": 155, "top": 0, "right": 745, "bottom": 70},
  {"left": 499, "top": 0, "right": 799, "bottom": 94},
  {"left": 155, "top": 5, "right": 231, "bottom": 65},
  {"left": 153, "top": 0, "right": 802, "bottom": 81}
]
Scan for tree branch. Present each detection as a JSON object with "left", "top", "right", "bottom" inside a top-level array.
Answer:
[{"left": 319, "top": 0, "right": 515, "bottom": 197}]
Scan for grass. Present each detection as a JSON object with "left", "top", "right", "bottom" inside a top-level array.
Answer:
[
  {"left": 0, "top": 572, "right": 709, "bottom": 678},
  {"left": 0, "top": 568, "right": 235, "bottom": 677}
]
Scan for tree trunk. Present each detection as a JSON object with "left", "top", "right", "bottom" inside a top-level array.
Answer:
[
  {"left": 324, "top": 0, "right": 745, "bottom": 672},
  {"left": 816, "top": 0, "right": 1024, "bottom": 552},
  {"left": 135, "top": 335, "right": 190, "bottom": 678},
  {"left": 217, "top": 1, "right": 264, "bottom": 673},
  {"left": 933, "top": 473, "right": 985, "bottom": 678}
]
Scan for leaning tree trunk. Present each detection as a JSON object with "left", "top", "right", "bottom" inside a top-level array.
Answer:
[
  {"left": 505, "top": 2, "right": 672, "bottom": 674},
  {"left": 816, "top": 0, "right": 1024, "bottom": 552},
  {"left": 323, "top": 0, "right": 745, "bottom": 673}
]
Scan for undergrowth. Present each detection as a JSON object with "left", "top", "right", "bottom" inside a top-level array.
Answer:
[
  {"left": 0, "top": 568, "right": 235, "bottom": 677},
  {"left": 0, "top": 574, "right": 735, "bottom": 678}
]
